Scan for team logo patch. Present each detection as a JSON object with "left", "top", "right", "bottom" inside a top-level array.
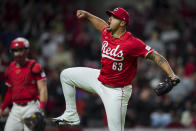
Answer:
[
  {"left": 41, "top": 72, "right": 46, "bottom": 77},
  {"left": 114, "top": 8, "right": 119, "bottom": 11},
  {"left": 145, "top": 45, "right": 151, "bottom": 51}
]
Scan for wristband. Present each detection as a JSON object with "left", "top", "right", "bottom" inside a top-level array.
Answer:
[{"left": 40, "top": 101, "right": 46, "bottom": 109}]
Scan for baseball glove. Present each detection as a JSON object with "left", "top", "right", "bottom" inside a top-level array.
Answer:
[
  {"left": 153, "top": 76, "right": 180, "bottom": 96},
  {"left": 23, "top": 112, "right": 46, "bottom": 131}
]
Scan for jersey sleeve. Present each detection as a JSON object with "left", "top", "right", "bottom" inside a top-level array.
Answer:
[
  {"left": 0, "top": 86, "right": 12, "bottom": 110},
  {"left": 32, "top": 63, "right": 47, "bottom": 81},
  {"left": 1, "top": 67, "right": 13, "bottom": 110},
  {"left": 129, "top": 38, "right": 154, "bottom": 57}
]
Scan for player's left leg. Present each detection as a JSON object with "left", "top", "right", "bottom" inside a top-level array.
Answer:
[
  {"left": 99, "top": 85, "right": 132, "bottom": 131},
  {"left": 52, "top": 67, "right": 99, "bottom": 126}
]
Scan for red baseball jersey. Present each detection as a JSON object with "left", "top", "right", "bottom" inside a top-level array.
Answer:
[
  {"left": 98, "top": 27, "right": 154, "bottom": 87},
  {"left": 4, "top": 59, "right": 46, "bottom": 103}
]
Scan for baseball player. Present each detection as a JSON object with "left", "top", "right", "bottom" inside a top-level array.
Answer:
[
  {"left": 52, "top": 7, "right": 180, "bottom": 131},
  {"left": 0, "top": 37, "right": 48, "bottom": 131}
]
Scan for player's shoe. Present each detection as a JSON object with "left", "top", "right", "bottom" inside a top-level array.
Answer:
[{"left": 52, "top": 112, "right": 80, "bottom": 126}]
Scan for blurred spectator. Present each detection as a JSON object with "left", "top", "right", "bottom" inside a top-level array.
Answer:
[
  {"left": 160, "top": 23, "right": 180, "bottom": 44},
  {"left": 181, "top": 100, "right": 193, "bottom": 127},
  {"left": 150, "top": 95, "right": 172, "bottom": 128},
  {"left": 190, "top": 103, "right": 196, "bottom": 128},
  {"left": 126, "top": 107, "right": 137, "bottom": 127},
  {"left": 40, "top": 27, "right": 65, "bottom": 59},
  {"left": 151, "top": 108, "right": 172, "bottom": 127},
  {"left": 48, "top": 44, "right": 74, "bottom": 71},
  {"left": 0, "top": 43, "right": 10, "bottom": 104},
  {"left": 46, "top": 70, "right": 64, "bottom": 116},
  {"left": 3, "top": 0, "right": 20, "bottom": 23},
  {"left": 134, "top": 88, "right": 155, "bottom": 126},
  {"left": 81, "top": 94, "right": 104, "bottom": 127},
  {"left": 184, "top": 50, "right": 195, "bottom": 77},
  {"left": 167, "top": 111, "right": 185, "bottom": 128},
  {"left": 145, "top": 29, "right": 165, "bottom": 55},
  {"left": 0, "top": 43, "right": 10, "bottom": 72},
  {"left": 168, "top": 65, "right": 195, "bottom": 103}
]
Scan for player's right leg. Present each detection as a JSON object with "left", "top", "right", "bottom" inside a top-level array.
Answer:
[
  {"left": 52, "top": 67, "right": 99, "bottom": 126},
  {"left": 4, "top": 105, "right": 24, "bottom": 131}
]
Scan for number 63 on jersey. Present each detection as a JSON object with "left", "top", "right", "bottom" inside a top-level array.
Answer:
[{"left": 112, "top": 62, "right": 123, "bottom": 71}]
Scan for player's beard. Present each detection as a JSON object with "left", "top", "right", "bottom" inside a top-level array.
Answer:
[
  {"left": 14, "top": 53, "right": 28, "bottom": 64},
  {"left": 106, "top": 26, "right": 118, "bottom": 34},
  {"left": 15, "top": 56, "right": 28, "bottom": 66},
  {"left": 14, "top": 55, "right": 25, "bottom": 62},
  {"left": 106, "top": 24, "right": 118, "bottom": 33}
]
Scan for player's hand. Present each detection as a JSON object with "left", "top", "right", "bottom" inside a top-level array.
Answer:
[
  {"left": 76, "top": 10, "right": 88, "bottom": 19},
  {"left": 170, "top": 75, "right": 180, "bottom": 86},
  {"left": 153, "top": 75, "right": 180, "bottom": 96}
]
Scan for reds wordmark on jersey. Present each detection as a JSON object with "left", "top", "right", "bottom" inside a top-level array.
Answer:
[{"left": 98, "top": 27, "right": 154, "bottom": 87}]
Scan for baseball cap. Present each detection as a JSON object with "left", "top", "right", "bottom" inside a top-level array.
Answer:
[
  {"left": 10, "top": 37, "right": 30, "bottom": 49},
  {"left": 106, "top": 7, "right": 130, "bottom": 25}
]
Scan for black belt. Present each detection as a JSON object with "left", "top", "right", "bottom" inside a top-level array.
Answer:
[
  {"left": 15, "top": 100, "right": 36, "bottom": 106},
  {"left": 16, "top": 102, "right": 28, "bottom": 106},
  {"left": 103, "top": 83, "right": 116, "bottom": 88}
]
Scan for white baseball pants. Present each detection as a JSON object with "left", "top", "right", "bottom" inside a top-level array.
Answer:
[
  {"left": 4, "top": 100, "right": 40, "bottom": 131},
  {"left": 60, "top": 67, "right": 132, "bottom": 131}
]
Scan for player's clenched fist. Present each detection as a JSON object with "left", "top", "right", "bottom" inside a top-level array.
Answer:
[{"left": 76, "top": 10, "right": 88, "bottom": 19}]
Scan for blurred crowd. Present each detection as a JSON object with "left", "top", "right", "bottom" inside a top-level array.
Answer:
[{"left": 0, "top": 0, "right": 196, "bottom": 129}]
